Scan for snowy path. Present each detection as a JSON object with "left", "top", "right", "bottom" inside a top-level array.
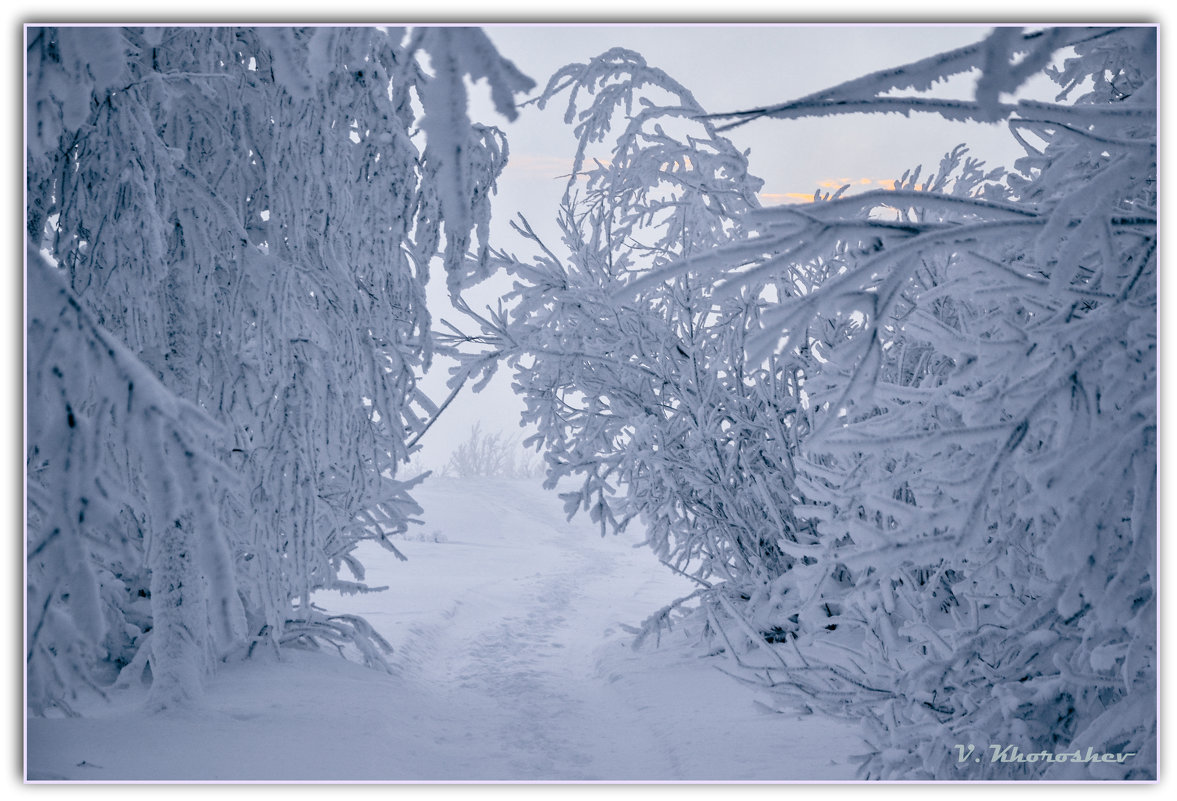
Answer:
[{"left": 27, "top": 477, "right": 863, "bottom": 781}]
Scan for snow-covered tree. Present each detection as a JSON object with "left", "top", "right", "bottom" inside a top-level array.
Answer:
[
  {"left": 26, "top": 26, "right": 533, "bottom": 712},
  {"left": 446, "top": 50, "right": 831, "bottom": 642},
  {"left": 464, "top": 27, "right": 1154, "bottom": 780},
  {"left": 660, "top": 26, "right": 1155, "bottom": 780}
]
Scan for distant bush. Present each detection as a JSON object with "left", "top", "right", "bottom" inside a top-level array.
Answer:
[{"left": 445, "top": 422, "right": 544, "bottom": 479}]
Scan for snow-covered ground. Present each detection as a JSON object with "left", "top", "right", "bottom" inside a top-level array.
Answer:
[{"left": 26, "top": 476, "right": 863, "bottom": 782}]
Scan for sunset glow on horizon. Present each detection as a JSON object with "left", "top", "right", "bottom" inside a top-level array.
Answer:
[{"left": 759, "top": 176, "right": 912, "bottom": 205}]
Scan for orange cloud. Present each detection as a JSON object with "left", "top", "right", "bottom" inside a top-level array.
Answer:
[
  {"left": 759, "top": 177, "right": 925, "bottom": 205},
  {"left": 813, "top": 177, "right": 898, "bottom": 190},
  {"left": 759, "top": 192, "right": 818, "bottom": 205}
]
